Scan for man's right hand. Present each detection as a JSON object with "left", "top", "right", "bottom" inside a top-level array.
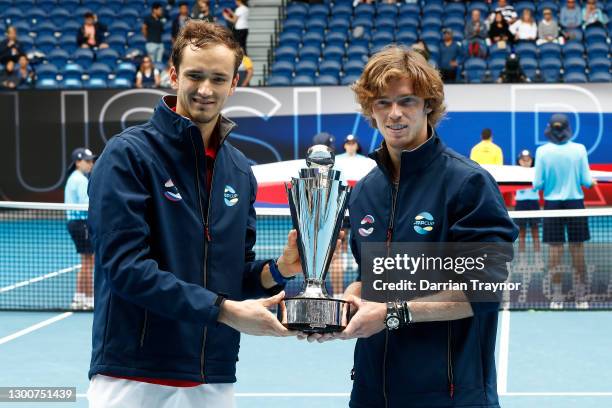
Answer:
[{"left": 217, "top": 291, "right": 296, "bottom": 337}]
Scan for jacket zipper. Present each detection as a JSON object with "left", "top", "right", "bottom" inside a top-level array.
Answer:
[
  {"left": 139, "top": 310, "right": 148, "bottom": 347},
  {"left": 383, "top": 182, "right": 399, "bottom": 408},
  {"left": 448, "top": 322, "right": 455, "bottom": 398}
]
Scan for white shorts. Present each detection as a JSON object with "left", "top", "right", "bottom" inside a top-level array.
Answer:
[{"left": 87, "top": 375, "right": 235, "bottom": 408}]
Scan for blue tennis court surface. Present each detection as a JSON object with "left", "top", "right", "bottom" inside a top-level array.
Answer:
[{"left": 1, "top": 310, "right": 611, "bottom": 408}]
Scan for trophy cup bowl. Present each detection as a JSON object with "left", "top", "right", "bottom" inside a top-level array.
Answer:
[{"left": 277, "top": 145, "right": 352, "bottom": 333}]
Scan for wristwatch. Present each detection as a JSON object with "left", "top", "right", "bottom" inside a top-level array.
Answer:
[{"left": 384, "top": 302, "right": 401, "bottom": 330}]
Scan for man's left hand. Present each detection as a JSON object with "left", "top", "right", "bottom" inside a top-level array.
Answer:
[{"left": 339, "top": 295, "right": 386, "bottom": 339}]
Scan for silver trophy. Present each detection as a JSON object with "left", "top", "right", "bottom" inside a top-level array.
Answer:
[{"left": 278, "top": 145, "right": 352, "bottom": 333}]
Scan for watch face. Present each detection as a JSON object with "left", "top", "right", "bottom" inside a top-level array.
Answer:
[{"left": 386, "top": 316, "right": 400, "bottom": 329}]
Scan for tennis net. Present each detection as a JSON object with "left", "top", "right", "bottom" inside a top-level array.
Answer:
[{"left": 0, "top": 202, "right": 611, "bottom": 311}]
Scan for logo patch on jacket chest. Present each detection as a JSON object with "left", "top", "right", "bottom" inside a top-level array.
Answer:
[
  {"left": 224, "top": 185, "right": 239, "bottom": 207},
  {"left": 414, "top": 212, "right": 435, "bottom": 235},
  {"left": 163, "top": 179, "right": 182, "bottom": 202},
  {"left": 358, "top": 214, "right": 375, "bottom": 237}
]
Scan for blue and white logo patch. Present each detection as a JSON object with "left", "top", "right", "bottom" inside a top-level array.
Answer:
[
  {"left": 224, "top": 185, "right": 239, "bottom": 207},
  {"left": 358, "top": 214, "right": 375, "bottom": 237},
  {"left": 163, "top": 179, "right": 182, "bottom": 202},
  {"left": 414, "top": 212, "right": 435, "bottom": 235}
]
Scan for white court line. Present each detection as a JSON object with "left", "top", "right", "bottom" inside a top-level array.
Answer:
[
  {"left": 0, "top": 312, "right": 73, "bottom": 345},
  {"left": 497, "top": 308, "right": 511, "bottom": 395},
  {"left": 0, "top": 265, "right": 80, "bottom": 293}
]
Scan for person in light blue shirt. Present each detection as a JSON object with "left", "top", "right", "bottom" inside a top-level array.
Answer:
[
  {"left": 514, "top": 150, "right": 542, "bottom": 265},
  {"left": 533, "top": 114, "right": 596, "bottom": 309},
  {"left": 65, "top": 147, "right": 96, "bottom": 309}
]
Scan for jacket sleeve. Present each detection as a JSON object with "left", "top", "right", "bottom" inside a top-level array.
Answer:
[
  {"left": 533, "top": 147, "right": 544, "bottom": 191},
  {"left": 449, "top": 170, "right": 518, "bottom": 315},
  {"left": 241, "top": 168, "right": 281, "bottom": 299},
  {"left": 88, "top": 136, "right": 221, "bottom": 326},
  {"left": 579, "top": 145, "right": 593, "bottom": 188}
]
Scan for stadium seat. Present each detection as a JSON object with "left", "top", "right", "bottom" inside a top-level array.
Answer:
[
  {"left": 396, "top": 30, "right": 418, "bottom": 46},
  {"left": 563, "top": 57, "right": 586, "bottom": 75},
  {"left": 292, "top": 75, "right": 315, "bottom": 86},
  {"left": 127, "top": 34, "right": 146, "bottom": 51},
  {"left": 96, "top": 7, "right": 116, "bottom": 27},
  {"left": 489, "top": 43, "right": 510, "bottom": 60},
  {"left": 61, "top": 0, "right": 81, "bottom": 13},
  {"left": 46, "top": 49, "right": 69, "bottom": 68},
  {"left": 286, "top": 3, "right": 308, "bottom": 20},
  {"left": 564, "top": 72, "right": 587, "bottom": 83},
  {"left": 344, "top": 59, "right": 365, "bottom": 77},
  {"left": 377, "top": 4, "right": 397, "bottom": 19},
  {"left": 62, "top": 20, "right": 81, "bottom": 38},
  {"left": 515, "top": 1, "right": 536, "bottom": 16},
  {"left": 540, "top": 57, "right": 562, "bottom": 82},
  {"left": 36, "top": 78, "right": 59, "bottom": 89},
  {"left": 319, "top": 60, "right": 341, "bottom": 77},
  {"left": 26, "top": 8, "right": 47, "bottom": 25},
  {"left": 325, "top": 32, "right": 347, "bottom": 49},
  {"left": 109, "top": 21, "right": 131, "bottom": 38},
  {"left": 538, "top": 43, "right": 561, "bottom": 60},
  {"left": 303, "top": 32, "right": 324, "bottom": 49},
  {"left": 111, "top": 77, "right": 133, "bottom": 88},
  {"left": 36, "top": 0, "right": 57, "bottom": 14},
  {"left": 49, "top": 9, "right": 71, "bottom": 27},
  {"left": 86, "top": 78, "right": 108, "bottom": 89},
  {"left": 355, "top": 3, "right": 375, "bottom": 19},
  {"left": 3, "top": 8, "right": 26, "bottom": 24},
  {"left": 275, "top": 46, "right": 298, "bottom": 63},
  {"left": 267, "top": 75, "right": 291, "bottom": 86},
  {"left": 328, "top": 16, "right": 350, "bottom": 34},
  {"left": 33, "top": 22, "right": 58, "bottom": 38},
  {"left": 322, "top": 46, "right": 345, "bottom": 62},
  {"left": 305, "top": 18, "right": 326, "bottom": 34},
  {"left": 315, "top": 75, "right": 339, "bottom": 85},
  {"left": 96, "top": 48, "right": 120, "bottom": 70},
  {"left": 36, "top": 64, "right": 59, "bottom": 81},
  {"left": 488, "top": 57, "right": 506, "bottom": 81},
  {"left": 563, "top": 42, "right": 584, "bottom": 59},
  {"left": 444, "top": 2, "right": 466, "bottom": 19},
  {"left": 399, "top": 3, "right": 420, "bottom": 18},
  {"left": 421, "top": 30, "right": 441, "bottom": 45},
  {"left": 298, "top": 46, "right": 320, "bottom": 64},
  {"left": 443, "top": 16, "right": 465, "bottom": 34},
  {"left": 398, "top": 16, "right": 419, "bottom": 32},
  {"left": 283, "top": 19, "right": 304, "bottom": 35},
  {"left": 115, "top": 62, "right": 137, "bottom": 82},
  {"left": 88, "top": 63, "right": 112, "bottom": 81},
  {"left": 18, "top": 36, "right": 34, "bottom": 53},
  {"left": 515, "top": 42, "right": 537, "bottom": 60},
  {"left": 278, "top": 32, "right": 301, "bottom": 49},
  {"left": 584, "top": 27, "right": 607, "bottom": 46},
  {"left": 62, "top": 63, "right": 84, "bottom": 81},
  {"left": 353, "top": 17, "right": 374, "bottom": 30},
  {"left": 374, "top": 17, "right": 396, "bottom": 31},
  {"left": 271, "top": 61, "right": 294, "bottom": 76},
  {"left": 341, "top": 74, "right": 359, "bottom": 85},
  {"left": 519, "top": 57, "right": 538, "bottom": 81},
  {"left": 588, "top": 57, "right": 611, "bottom": 74},
  {"left": 57, "top": 35, "right": 77, "bottom": 56},
  {"left": 330, "top": 3, "right": 352, "bottom": 19},
  {"left": 295, "top": 60, "right": 317, "bottom": 77},
  {"left": 467, "top": 2, "right": 489, "bottom": 16},
  {"left": 536, "top": 0, "right": 558, "bottom": 15},
  {"left": 106, "top": 0, "right": 124, "bottom": 14},
  {"left": 346, "top": 45, "right": 368, "bottom": 60},
  {"left": 464, "top": 58, "right": 487, "bottom": 83},
  {"left": 586, "top": 43, "right": 609, "bottom": 60},
  {"left": 87, "top": 0, "right": 106, "bottom": 12},
  {"left": 35, "top": 35, "right": 57, "bottom": 55},
  {"left": 309, "top": 4, "right": 329, "bottom": 20},
  {"left": 421, "top": 16, "right": 442, "bottom": 31},
  {"left": 71, "top": 48, "right": 94, "bottom": 69},
  {"left": 422, "top": 3, "right": 443, "bottom": 19},
  {"left": 589, "top": 71, "right": 612, "bottom": 82},
  {"left": 372, "top": 31, "right": 394, "bottom": 49},
  {"left": 16, "top": 1, "right": 36, "bottom": 14}
]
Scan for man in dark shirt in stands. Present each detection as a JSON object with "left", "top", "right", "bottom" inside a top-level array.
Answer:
[
  {"left": 143, "top": 2, "right": 165, "bottom": 63},
  {"left": 172, "top": 2, "right": 191, "bottom": 43}
]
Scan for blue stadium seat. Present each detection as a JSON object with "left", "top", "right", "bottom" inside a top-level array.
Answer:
[
  {"left": 515, "top": 42, "right": 537, "bottom": 60},
  {"left": 18, "top": 36, "right": 34, "bottom": 53},
  {"left": 71, "top": 48, "right": 94, "bottom": 69},
  {"left": 540, "top": 57, "right": 562, "bottom": 82},
  {"left": 309, "top": 4, "right": 329, "bottom": 20},
  {"left": 589, "top": 71, "right": 612, "bottom": 82},
  {"left": 377, "top": 4, "right": 397, "bottom": 19},
  {"left": 325, "top": 32, "right": 347, "bottom": 49},
  {"left": 120, "top": 8, "right": 141, "bottom": 27},
  {"left": 111, "top": 77, "right": 133, "bottom": 88},
  {"left": 375, "top": 16, "right": 396, "bottom": 31},
  {"left": 563, "top": 42, "right": 584, "bottom": 59},
  {"left": 106, "top": 0, "right": 124, "bottom": 14},
  {"left": 35, "top": 35, "right": 57, "bottom": 55},
  {"left": 127, "top": 34, "right": 146, "bottom": 51},
  {"left": 282, "top": 19, "right": 304, "bottom": 35},
  {"left": 267, "top": 75, "right": 291, "bottom": 86},
  {"left": 584, "top": 27, "right": 607, "bottom": 46},
  {"left": 328, "top": 16, "right": 350, "bottom": 34},
  {"left": 444, "top": 2, "right": 466, "bottom": 19},
  {"left": 295, "top": 60, "right": 317, "bottom": 77},
  {"left": 109, "top": 21, "right": 131, "bottom": 38},
  {"left": 36, "top": 64, "right": 59, "bottom": 81},
  {"left": 124, "top": 47, "right": 145, "bottom": 61},
  {"left": 292, "top": 75, "right": 315, "bottom": 86},
  {"left": 346, "top": 45, "right": 368, "bottom": 60},
  {"left": 49, "top": 8, "right": 71, "bottom": 27},
  {"left": 96, "top": 7, "right": 116, "bottom": 27},
  {"left": 15, "top": 0, "right": 35, "bottom": 13},
  {"left": 278, "top": 32, "right": 301, "bottom": 49},
  {"left": 33, "top": 22, "right": 58, "bottom": 38},
  {"left": 37, "top": 0, "right": 57, "bottom": 14},
  {"left": 88, "top": 63, "right": 112, "bottom": 81},
  {"left": 86, "top": 78, "right": 108, "bottom": 89},
  {"left": 271, "top": 61, "right": 294, "bottom": 76},
  {"left": 344, "top": 59, "right": 365, "bottom": 77},
  {"left": 3, "top": 8, "right": 26, "bottom": 24},
  {"left": 353, "top": 17, "right": 374, "bottom": 30},
  {"left": 519, "top": 57, "right": 538, "bottom": 81},
  {"left": 349, "top": 30, "right": 371, "bottom": 49},
  {"left": 303, "top": 32, "right": 324, "bottom": 49},
  {"left": 62, "top": 20, "right": 81, "bottom": 37},
  {"left": 564, "top": 72, "right": 587, "bottom": 83},
  {"left": 275, "top": 46, "right": 298, "bottom": 63},
  {"left": 61, "top": 0, "right": 81, "bottom": 13},
  {"left": 396, "top": 30, "right": 418, "bottom": 45},
  {"left": 341, "top": 74, "right": 359, "bottom": 85},
  {"left": 286, "top": 3, "right": 308, "bottom": 20},
  {"left": 305, "top": 18, "right": 326, "bottom": 34},
  {"left": 12, "top": 21, "right": 31, "bottom": 36},
  {"left": 421, "top": 30, "right": 441, "bottom": 45},
  {"left": 488, "top": 57, "right": 506, "bottom": 81},
  {"left": 355, "top": 3, "right": 375, "bottom": 19},
  {"left": 422, "top": 3, "right": 444, "bottom": 19},
  {"left": 443, "top": 17, "right": 465, "bottom": 35},
  {"left": 298, "top": 46, "right": 320, "bottom": 63},
  {"left": 586, "top": 43, "right": 609, "bottom": 60},
  {"left": 57, "top": 35, "right": 77, "bottom": 55},
  {"left": 46, "top": 49, "right": 69, "bottom": 68},
  {"left": 398, "top": 16, "right": 419, "bottom": 31},
  {"left": 37, "top": 78, "right": 59, "bottom": 89},
  {"left": 399, "top": 3, "right": 420, "bottom": 18},
  {"left": 87, "top": 0, "right": 106, "bottom": 12},
  {"left": 489, "top": 43, "right": 510, "bottom": 59},
  {"left": 62, "top": 63, "right": 84, "bottom": 81},
  {"left": 467, "top": 1, "right": 489, "bottom": 16},
  {"left": 463, "top": 58, "right": 487, "bottom": 83},
  {"left": 26, "top": 8, "right": 46, "bottom": 25},
  {"left": 322, "top": 45, "right": 344, "bottom": 61},
  {"left": 538, "top": 42, "right": 561, "bottom": 60},
  {"left": 319, "top": 60, "right": 341, "bottom": 77},
  {"left": 563, "top": 57, "right": 586, "bottom": 74},
  {"left": 330, "top": 5, "right": 352, "bottom": 19},
  {"left": 588, "top": 57, "right": 611, "bottom": 74},
  {"left": 421, "top": 16, "right": 442, "bottom": 31},
  {"left": 372, "top": 31, "right": 394, "bottom": 49},
  {"left": 315, "top": 75, "right": 339, "bottom": 86},
  {"left": 536, "top": 0, "right": 559, "bottom": 16},
  {"left": 115, "top": 62, "right": 137, "bottom": 81},
  {"left": 515, "top": 1, "right": 536, "bottom": 16}
]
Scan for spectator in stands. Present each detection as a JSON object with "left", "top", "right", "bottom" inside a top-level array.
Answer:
[
  {"left": 465, "top": 9, "right": 487, "bottom": 58},
  {"left": 488, "top": 11, "right": 513, "bottom": 48},
  {"left": 191, "top": 0, "right": 215, "bottom": 23},
  {"left": 0, "top": 26, "right": 23, "bottom": 64},
  {"left": 470, "top": 128, "right": 504, "bottom": 165},
  {"left": 172, "top": 2, "right": 191, "bottom": 43},
  {"left": 143, "top": 2, "right": 165, "bottom": 63},
  {"left": 582, "top": 0, "right": 609, "bottom": 30},
  {"left": 0, "top": 59, "right": 20, "bottom": 89},
  {"left": 135, "top": 55, "right": 161, "bottom": 88},
  {"left": 237, "top": 48, "right": 253, "bottom": 86},
  {"left": 77, "top": 12, "right": 109, "bottom": 49},
  {"left": 159, "top": 57, "right": 173, "bottom": 88},
  {"left": 488, "top": 0, "right": 517, "bottom": 26},
  {"left": 537, "top": 8, "right": 564, "bottom": 45},
  {"left": 222, "top": 0, "right": 249, "bottom": 53},
  {"left": 534, "top": 114, "right": 596, "bottom": 309},
  {"left": 439, "top": 28, "right": 462, "bottom": 83},
  {"left": 16, "top": 54, "right": 35, "bottom": 89},
  {"left": 510, "top": 9, "right": 538, "bottom": 44},
  {"left": 560, "top": 0, "right": 582, "bottom": 38},
  {"left": 497, "top": 53, "right": 528, "bottom": 83},
  {"left": 513, "top": 149, "right": 542, "bottom": 267}
]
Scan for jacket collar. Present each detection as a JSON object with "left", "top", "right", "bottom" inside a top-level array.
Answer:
[
  {"left": 151, "top": 95, "right": 237, "bottom": 143},
  {"left": 368, "top": 127, "right": 445, "bottom": 181}
]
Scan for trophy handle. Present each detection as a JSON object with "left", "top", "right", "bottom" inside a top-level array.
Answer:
[{"left": 285, "top": 182, "right": 309, "bottom": 282}]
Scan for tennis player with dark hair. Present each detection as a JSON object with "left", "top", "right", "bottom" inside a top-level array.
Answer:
[
  {"left": 65, "top": 147, "right": 96, "bottom": 310},
  {"left": 534, "top": 113, "right": 596, "bottom": 309},
  {"left": 304, "top": 45, "right": 518, "bottom": 407},
  {"left": 87, "top": 21, "right": 301, "bottom": 407}
]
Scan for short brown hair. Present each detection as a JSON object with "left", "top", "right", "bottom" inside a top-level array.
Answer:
[
  {"left": 351, "top": 45, "right": 446, "bottom": 129},
  {"left": 171, "top": 21, "right": 243, "bottom": 76}
]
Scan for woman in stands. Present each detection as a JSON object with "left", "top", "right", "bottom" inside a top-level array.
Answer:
[
  {"left": 488, "top": 11, "right": 513, "bottom": 47},
  {"left": 510, "top": 9, "right": 538, "bottom": 44},
  {"left": 0, "top": 60, "right": 20, "bottom": 89},
  {"left": 135, "top": 56, "right": 161, "bottom": 88},
  {"left": 16, "top": 54, "right": 35, "bottom": 89},
  {"left": 223, "top": 0, "right": 249, "bottom": 52}
]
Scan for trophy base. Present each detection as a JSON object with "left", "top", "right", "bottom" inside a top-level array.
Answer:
[{"left": 279, "top": 297, "right": 350, "bottom": 334}]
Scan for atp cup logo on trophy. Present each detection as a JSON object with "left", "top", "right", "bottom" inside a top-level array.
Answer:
[{"left": 277, "top": 145, "right": 352, "bottom": 333}]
